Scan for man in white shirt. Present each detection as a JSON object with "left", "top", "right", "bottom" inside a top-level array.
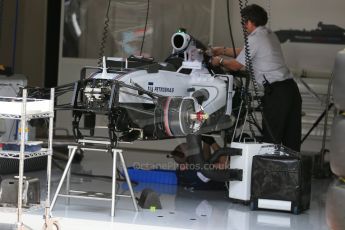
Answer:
[{"left": 210, "top": 4, "right": 302, "bottom": 152}]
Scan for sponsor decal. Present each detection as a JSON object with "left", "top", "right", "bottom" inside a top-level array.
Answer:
[{"left": 147, "top": 82, "right": 174, "bottom": 93}]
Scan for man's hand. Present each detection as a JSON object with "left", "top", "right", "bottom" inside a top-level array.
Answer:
[
  {"left": 208, "top": 46, "right": 225, "bottom": 56},
  {"left": 211, "top": 56, "right": 222, "bottom": 67},
  {"left": 207, "top": 47, "right": 242, "bottom": 58}
]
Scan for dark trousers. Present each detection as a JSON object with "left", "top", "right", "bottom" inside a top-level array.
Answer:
[
  {"left": 262, "top": 79, "right": 302, "bottom": 152},
  {"left": 176, "top": 169, "right": 226, "bottom": 190}
]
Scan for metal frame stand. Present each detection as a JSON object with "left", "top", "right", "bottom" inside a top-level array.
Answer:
[
  {"left": 50, "top": 139, "right": 138, "bottom": 217},
  {"left": 0, "top": 88, "right": 58, "bottom": 230},
  {"left": 313, "top": 73, "right": 334, "bottom": 179}
]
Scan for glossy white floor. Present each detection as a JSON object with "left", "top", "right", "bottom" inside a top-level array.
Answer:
[{"left": 0, "top": 148, "right": 333, "bottom": 230}]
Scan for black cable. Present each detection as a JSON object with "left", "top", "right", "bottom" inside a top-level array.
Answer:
[
  {"left": 0, "top": 0, "right": 4, "bottom": 45},
  {"left": 140, "top": 0, "right": 150, "bottom": 56},
  {"left": 238, "top": 0, "right": 258, "bottom": 138},
  {"left": 238, "top": 0, "right": 276, "bottom": 142},
  {"left": 97, "top": 0, "right": 111, "bottom": 67},
  {"left": 224, "top": 3, "right": 250, "bottom": 139},
  {"left": 226, "top": 0, "right": 237, "bottom": 58}
]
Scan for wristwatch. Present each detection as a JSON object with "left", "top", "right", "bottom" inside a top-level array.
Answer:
[{"left": 219, "top": 57, "right": 224, "bottom": 66}]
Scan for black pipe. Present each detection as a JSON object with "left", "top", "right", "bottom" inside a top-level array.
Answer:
[{"left": 185, "top": 134, "right": 243, "bottom": 182}]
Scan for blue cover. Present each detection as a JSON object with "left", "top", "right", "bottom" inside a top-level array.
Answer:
[
  {"left": 127, "top": 167, "right": 177, "bottom": 185},
  {"left": 122, "top": 182, "right": 177, "bottom": 195}
]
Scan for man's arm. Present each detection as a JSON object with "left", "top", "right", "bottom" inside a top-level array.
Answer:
[
  {"left": 211, "top": 47, "right": 242, "bottom": 58},
  {"left": 211, "top": 56, "right": 244, "bottom": 71}
]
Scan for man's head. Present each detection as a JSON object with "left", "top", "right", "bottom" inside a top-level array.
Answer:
[
  {"left": 241, "top": 4, "right": 268, "bottom": 33},
  {"left": 170, "top": 143, "right": 188, "bottom": 164}
]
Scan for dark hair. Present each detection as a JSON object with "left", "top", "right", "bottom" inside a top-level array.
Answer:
[{"left": 241, "top": 4, "right": 268, "bottom": 27}]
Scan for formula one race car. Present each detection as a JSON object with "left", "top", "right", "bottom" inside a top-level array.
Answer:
[{"left": 29, "top": 30, "right": 247, "bottom": 147}]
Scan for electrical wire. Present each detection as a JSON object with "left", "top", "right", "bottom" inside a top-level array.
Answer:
[
  {"left": 97, "top": 0, "right": 112, "bottom": 67},
  {"left": 226, "top": 0, "right": 237, "bottom": 58},
  {"left": 140, "top": 0, "right": 150, "bottom": 56},
  {"left": 238, "top": 0, "right": 258, "bottom": 138},
  {"left": 223, "top": 0, "right": 254, "bottom": 143}
]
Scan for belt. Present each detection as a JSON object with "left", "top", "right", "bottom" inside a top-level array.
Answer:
[
  {"left": 263, "top": 78, "right": 293, "bottom": 88},
  {"left": 263, "top": 78, "right": 294, "bottom": 95}
]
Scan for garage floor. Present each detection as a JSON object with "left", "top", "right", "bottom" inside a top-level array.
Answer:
[{"left": 0, "top": 148, "right": 332, "bottom": 230}]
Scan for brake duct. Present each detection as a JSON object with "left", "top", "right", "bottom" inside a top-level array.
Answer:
[{"left": 185, "top": 135, "right": 243, "bottom": 182}]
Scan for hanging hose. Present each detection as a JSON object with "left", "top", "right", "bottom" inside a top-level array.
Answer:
[
  {"left": 140, "top": 0, "right": 150, "bottom": 56},
  {"left": 97, "top": 0, "right": 111, "bottom": 67}
]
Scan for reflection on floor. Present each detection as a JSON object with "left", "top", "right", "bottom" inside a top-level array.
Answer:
[{"left": 0, "top": 149, "right": 334, "bottom": 230}]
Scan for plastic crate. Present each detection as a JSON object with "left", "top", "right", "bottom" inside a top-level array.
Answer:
[{"left": 127, "top": 167, "right": 177, "bottom": 185}]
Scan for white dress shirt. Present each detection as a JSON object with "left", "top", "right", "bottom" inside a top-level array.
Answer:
[{"left": 236, "top": 26, "right": 293, "bottom": 86}]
